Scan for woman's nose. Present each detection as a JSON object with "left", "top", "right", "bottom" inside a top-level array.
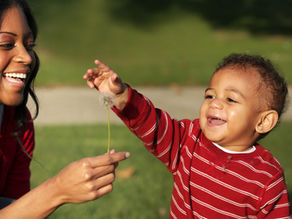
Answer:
[{"left": 13, "top": 45, "right": 33, "bottom": 65}]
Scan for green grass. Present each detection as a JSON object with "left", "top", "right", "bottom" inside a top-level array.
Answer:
[
  {"left": 31, "top": 124, "right": 173, "bottom": 219},
  {"left": 30, "top": 122, "right": 292, "bottom": 218},
  {"left": 259, "top": 121, "right": 292, "bottom": 190},
  {"left": 26, "top": 0, "right": 292, "bottom": 87}
]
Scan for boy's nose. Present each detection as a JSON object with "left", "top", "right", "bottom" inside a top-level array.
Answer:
[
  {"left": 13, "top": 45, "right": 33, "bottom": 65},
  {"left": 209, "top": 98, "right": 223, "bottom": 109}
]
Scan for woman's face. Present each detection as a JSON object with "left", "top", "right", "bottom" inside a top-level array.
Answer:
[{"left": 0, "top": 5, "right": 35, "bottom": 106}]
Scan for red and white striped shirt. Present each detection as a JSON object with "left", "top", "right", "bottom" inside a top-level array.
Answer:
[{"left": 113, "top": 86, "right": 291, "bottom": 218}]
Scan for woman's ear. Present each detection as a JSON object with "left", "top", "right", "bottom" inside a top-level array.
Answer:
[{"left": 255, "top": 110, "right": 279, "bottom": 134}]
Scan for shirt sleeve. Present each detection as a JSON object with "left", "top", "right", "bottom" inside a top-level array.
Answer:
[
  {"left": 3, "top": 110, "right": 35, "bottom": 199},
  {"left": 112, "top": 86, "right": 196, "bottom": 173},
  {"left": 257, "top": 171, "right": 291, "bottom": 218}
]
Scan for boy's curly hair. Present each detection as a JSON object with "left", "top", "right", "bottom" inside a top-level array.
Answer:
[{"left": 215, "top": 53, "right": 288, "bottom": 120}]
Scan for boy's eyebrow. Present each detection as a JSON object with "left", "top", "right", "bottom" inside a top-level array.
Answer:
[
  {"left": 226, "top": 88, "right": 246, "bottom": 99},
  {"left": 205, "top": 88, "right": 213, "bottom": 93},
  {"left": 205, "top": 87, "right": 246, "bottom": 99}
]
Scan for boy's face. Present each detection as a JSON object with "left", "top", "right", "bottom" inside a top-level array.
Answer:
[{"left": 199, "top": 67, "right": 265, "bottom": 151}]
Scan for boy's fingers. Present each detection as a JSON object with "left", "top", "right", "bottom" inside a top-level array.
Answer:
[
  {"left": 94, "top": 59, "right": 103, "bottom": 66},
  {"left": 111, "top": 73, "right": 123, "bottom": 86},
  {"left": 86, "top": 80, "right": 95, "bottom": 89},
  {"left": 94, "top": 59, "right": 111, "bottom": 72}
]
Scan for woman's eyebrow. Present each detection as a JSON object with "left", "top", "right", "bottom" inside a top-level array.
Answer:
[{"left": 0, "top": 31, "right": 17, "bottom": 36}]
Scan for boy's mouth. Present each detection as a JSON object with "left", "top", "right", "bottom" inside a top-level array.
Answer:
[{"left": 207, "top": 115, "right": 226, "bottom": 126}]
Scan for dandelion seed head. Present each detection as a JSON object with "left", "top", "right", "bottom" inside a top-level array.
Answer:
[{"left": 98, "top": 92, "right": 115, "bottom": 107}]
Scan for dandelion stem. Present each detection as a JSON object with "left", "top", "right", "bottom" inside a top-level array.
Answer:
[{"left": 106, "top": 106, "right": 111, "bottom": 153}]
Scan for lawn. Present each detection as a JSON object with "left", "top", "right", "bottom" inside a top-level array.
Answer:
[
  {"left": 30, "top": 122, "right": 292, "bottom": 218},
  {"left": 31, "top": 124, "right": 173, "bottom": 219}
]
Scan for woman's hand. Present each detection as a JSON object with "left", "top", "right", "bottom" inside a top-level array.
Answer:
[
  {"left": 0, "top": 150, "right": 130, "bottom": 219},
  {"left": 51, "top": 150, "right": 130, "bottom": 204}
]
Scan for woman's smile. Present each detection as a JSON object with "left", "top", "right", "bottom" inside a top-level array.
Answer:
[{"left": 3, "top": 71, "right": 28, "bottom": 88}]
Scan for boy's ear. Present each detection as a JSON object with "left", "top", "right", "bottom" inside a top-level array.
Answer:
[{"left": 255, "top": 110, "right": 279, "bottom": 134}]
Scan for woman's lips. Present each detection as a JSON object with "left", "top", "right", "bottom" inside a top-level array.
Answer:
[{"left": 3, "top": 73, "right": 27, "bottom": 88}]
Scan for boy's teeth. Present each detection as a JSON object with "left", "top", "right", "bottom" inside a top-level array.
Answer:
[{"left": 4, "top": 73, "right": 27, "bottom": 79}]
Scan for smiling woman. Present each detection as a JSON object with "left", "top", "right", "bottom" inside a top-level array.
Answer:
[
  {"left": 0, "top": 3, "right": 38, "bottom": 107},
  {"left": 0, "top": 1, "right": 130, "bottom": 218}
]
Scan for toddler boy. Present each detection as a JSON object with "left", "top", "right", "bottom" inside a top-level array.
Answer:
[{"left": 84, "top": 54, "right": 291, "bottom": 218}]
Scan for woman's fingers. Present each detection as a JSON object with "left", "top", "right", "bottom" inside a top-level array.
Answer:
[
  {"left": 89, "top": 164, "right": 115, "bottom": 180},
  {"left": 92, "top": 184, "right": 114, "bottom": 200},
  {"left": 86, "top": 152, "right": 130, "bottom": 168},
  {"left": 82, "top": 173, "right": 115, "bottom": 200}
]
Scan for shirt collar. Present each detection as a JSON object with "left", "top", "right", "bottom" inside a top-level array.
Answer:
[{"left": 212, "top": 142, "right": 256, "bottom": 154}]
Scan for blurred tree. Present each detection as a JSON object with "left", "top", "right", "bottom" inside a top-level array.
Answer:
[{"left": 106, "top": 0, "right": 292, "bottom": 35}]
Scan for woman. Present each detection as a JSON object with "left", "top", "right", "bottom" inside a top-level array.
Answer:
[{"left": 0, "top": 0, "right": 130, "bottom": 218}]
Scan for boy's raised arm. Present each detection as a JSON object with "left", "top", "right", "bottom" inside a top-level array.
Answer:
[{"left": 83, "top": 59, "right": 129, "bottom": 111}]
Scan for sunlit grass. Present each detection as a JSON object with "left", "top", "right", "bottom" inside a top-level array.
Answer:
[
  {"left": 30, "top": 121, "right": 292, "bottom": 218},
  {"left": 31, "top": 124, "right": 173, "bottom": 218}
]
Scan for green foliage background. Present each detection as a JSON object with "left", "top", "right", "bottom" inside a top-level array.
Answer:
[{"left": 27, "top": 0, "right": 292, "bottom": 86}]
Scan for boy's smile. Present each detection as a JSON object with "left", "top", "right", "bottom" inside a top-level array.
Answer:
[{"left": 199, "top": 67, "right": 265, "bottom": 151}]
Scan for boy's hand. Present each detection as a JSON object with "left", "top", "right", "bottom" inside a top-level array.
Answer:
[
  {"left": 83, "top": 60, "right": 125, "bottom": 94},
  {"left": 83, "top": 60, "right": 129, "bottom": 110}
]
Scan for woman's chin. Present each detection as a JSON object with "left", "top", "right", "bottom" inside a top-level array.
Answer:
[{"left": 0, "top": 94, "right": 24, "bottom": 106}]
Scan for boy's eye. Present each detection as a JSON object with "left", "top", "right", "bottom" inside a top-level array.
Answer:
[
  {"left": 205, "top": 94, "right": 215, "bottom": 99},
  {"left": 227, "top": 97, "right": 237, "bottom": 103}
]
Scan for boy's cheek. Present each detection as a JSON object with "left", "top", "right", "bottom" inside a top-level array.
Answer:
[{"left": 199, "top": 103, "right": 207, "bottom": 119}]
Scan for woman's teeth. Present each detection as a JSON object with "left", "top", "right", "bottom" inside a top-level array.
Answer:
[{"left": 4, "top": 73, "right": 27, "bottom": 80}]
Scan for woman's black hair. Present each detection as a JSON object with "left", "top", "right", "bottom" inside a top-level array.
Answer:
[{"left": 0, "top": 0, "right": 39, "bottom": 132}]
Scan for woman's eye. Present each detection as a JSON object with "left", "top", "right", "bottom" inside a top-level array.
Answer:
[
  {"left": 25, "top": 43, "right": 36, "bottom": 51},
  {"left": 0, "top": 43, "right": 15, "bottom": 49}
]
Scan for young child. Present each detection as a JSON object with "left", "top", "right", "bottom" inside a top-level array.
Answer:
[{"left": 84, "top": 54, "right": 291, "bottom": 218}]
